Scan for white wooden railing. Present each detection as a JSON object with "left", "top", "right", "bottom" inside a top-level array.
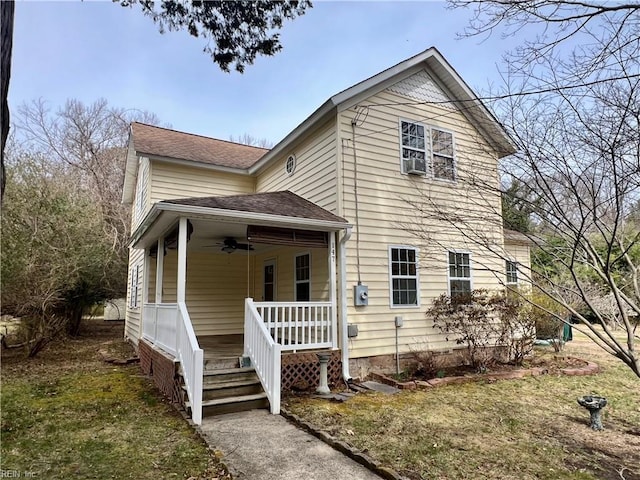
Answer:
[
  {"left": 176, "top": 302, "right": 203, "bottom": 425},
  {"left": 245, "top": 298, "right": 282, "bottom": 414},
  {"left": 142, "top": 303, "right": 178, "bottom": 356},
  {"left": 142, "top": 302, "right": 203, "bottom": 425},
  {"left": 254, "top": 301, "right": 335, "bottom": 351}
]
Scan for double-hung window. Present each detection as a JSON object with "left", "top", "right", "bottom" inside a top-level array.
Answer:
[
  {"left": 400, "top": 120, "right": 456, "bottom": 180},
  {"left": 448, "top": 252, "right": 471, "bottom": 298},
  {"left": 295, "top": 253, "right": 310, "bottom": 301},
  {"left": 401, "top": 121, "right": 427, "bottom": 174},
  {"left": 506, "top": 260, "right": 518, "bottom": 285},
  {"left": 390, "top": 247, "right": 419, "bottom": 306}
]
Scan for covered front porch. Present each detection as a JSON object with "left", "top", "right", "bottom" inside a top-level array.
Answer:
[{"left": 130, "top": 192, "right": 350, "bottom": 424}]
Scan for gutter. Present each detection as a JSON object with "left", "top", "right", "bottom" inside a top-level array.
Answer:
[{"left": 339, "top": 226, "right": 353, "bottom": 381}]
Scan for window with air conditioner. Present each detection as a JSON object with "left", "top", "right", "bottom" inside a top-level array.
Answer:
[{"left": 400, "top": 120, "right": 456, "bottom": 180}]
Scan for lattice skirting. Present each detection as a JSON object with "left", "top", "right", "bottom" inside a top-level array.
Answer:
[{"left": 281, "top": 350, "right": 342, "bottom": 391}]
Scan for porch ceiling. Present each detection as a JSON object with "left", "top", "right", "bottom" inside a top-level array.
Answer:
[{"left": 130, "top": 191, "right": 351, "bottom": 252}]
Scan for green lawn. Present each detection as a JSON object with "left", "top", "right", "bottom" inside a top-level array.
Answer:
[
  {"left": 286, "top": 328, "right": 640, "bottom": 480},
  {"left": 1, "top": 320, "right": 227, "bottom": 480}
]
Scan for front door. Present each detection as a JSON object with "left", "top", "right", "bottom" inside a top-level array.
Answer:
[{"left": 263, "top": 260, "right": 276, "bottom": 301}]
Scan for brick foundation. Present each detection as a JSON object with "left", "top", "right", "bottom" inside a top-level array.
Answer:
[
  {"left": 281, "top": 350, "right": 343, "bottom": 391},
  {"left": 138, "top": 339, "right": 183, "bottom": 404}
]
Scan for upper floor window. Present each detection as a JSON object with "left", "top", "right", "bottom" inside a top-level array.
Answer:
[
  {"left": 400, "top": 120, "right": 456, "bottom": 181},
  {"left": 448, "top": 252, "right": 471, "bottom": 298},
  {"left": 389, "top": 246, "right": 419, "bottom": 306},
  {"left": 506, "top": 260, "right": 518, "bottom": 285}
]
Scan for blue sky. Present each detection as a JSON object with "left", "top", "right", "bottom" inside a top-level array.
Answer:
[{"left": 11, "top": 1, "right": 522, "bottom": 144}]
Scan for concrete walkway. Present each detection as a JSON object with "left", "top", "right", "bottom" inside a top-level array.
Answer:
[{"left": 199, "top": 410, "right": 384, "bottom": 480}]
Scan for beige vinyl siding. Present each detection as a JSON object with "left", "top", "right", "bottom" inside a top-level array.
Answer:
[
  {"left": 252, "top": 247, "right": 330, "bottom": 302},
  {"left": 147, "top": 250, "right": 255, "bottom": 336},
  {"left": 337, "top": 85, "right": 506, "bottom": 358},
  {"left": 124, "top": 248, "right": 145, "bottom": 344},
  {"left": 131, "top": 157, "right": 151, "bottom": 231},
  {"left": 150, "top": 161, "right": 254, "bottom": 203},
  {"left": 505, "top": 242, "right": 532, "bottom": 289},
  {"left": 255, "top": 120, "right": 338, "bottom": 213}
]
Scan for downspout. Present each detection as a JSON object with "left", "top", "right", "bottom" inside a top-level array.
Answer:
[{"left": 339, "top": 226, "right": 353, "bottom": 381}]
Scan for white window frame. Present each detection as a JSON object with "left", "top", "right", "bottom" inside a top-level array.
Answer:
[
  {"left": 447, "top": 251, "right": 472, "bottom": 298},
  {"left": 129, "top": 264, "right": 140, "bottom": 308},
  {"left": 506, "top": 260, "right": 519, "bottom": 286},
  {"left": 399, "top": 119, "right": 428, "bottom": 175},
  {"left": 398, "top": 119, "right": 457, "bottom": 182},
  {"left": 431, "top": 127, "right": 456, "bottom": 182},
  {"left": 134, "top": 161, "right": 146, "bottom": 223},
  {"left": 294, "top": 252, "right": 311, "bottom": 302},
  {"left": 388, "top": 245, "right": 421, "bottom": 308}
]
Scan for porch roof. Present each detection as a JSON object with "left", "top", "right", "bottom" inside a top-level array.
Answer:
[{"left": 130, "top": 191, "right": 350, "bottom": 249}]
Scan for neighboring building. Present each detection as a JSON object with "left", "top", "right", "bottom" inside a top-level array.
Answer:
[{"left": 122, "top": 47, "right": 530, "bottom": 424}]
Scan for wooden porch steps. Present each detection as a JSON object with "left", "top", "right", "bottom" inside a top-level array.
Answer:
[{"left": 183, "top": 365, "right": 269, "bottom": 417}]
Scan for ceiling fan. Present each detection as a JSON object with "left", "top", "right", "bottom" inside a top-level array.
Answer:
[{"left": 218, "top": 237, "right": 254, "bottom": 254}]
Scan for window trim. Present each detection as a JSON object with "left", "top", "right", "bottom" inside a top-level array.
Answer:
[
  {"left": 285, "top": 154, "right": 297, "bottom": 176},
  {"left": 294, "top": 252, "right": 311, "bottom": 301},
  {"left": 129, "top": 264, "right": 140, "bottom": 309},
  {"left": 388, "top": 245, "right": 421, "bottom": 309},
  {"left": 430, "top": 126, "right": 457, "bottom": 182},
  {"left": 505, "top": 260, "right": 519, "bottom": 286},
  {"left": 447, "top": 250, "right": 473, "bottom": 297},
  {"left": 398, "top": 118, "right": 457, "bottom": 182}
]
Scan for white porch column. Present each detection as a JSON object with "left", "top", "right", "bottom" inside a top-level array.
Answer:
[
  {"left": 329, "top": 231, "right": 338, "bottom": 349},
  {"left": 155, "top": 237, "right": 164, "bottom": 304},
  {"left": 177, "top": 218, "right": 188, "bottom": 303}
]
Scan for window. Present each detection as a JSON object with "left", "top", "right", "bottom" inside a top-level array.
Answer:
[
  {"left": 506, "top": 260, "right": 518, "bottom": 285},
  {"left": 129, "top": 265, "right": 139, "bottom": 308},
  {"left": 448, "top": 252, "right": 471, "bottom": 298},
  {"left": 401, "top": 121, "right": 427, "bottom": 174},
  {"left": 399, "top": 121, "right": 456, "bottom": 180},
  {"left": 390, "top": 247, "right": 419, "bottom": 306},
  {"left": 295, "top": 253, "right": 310, "bottom": 301},
  {"left": 285, "top": 154, "right": 296, "bottom": 175},
  {"left": 432, "top": 129, "right": 455, "bottom": 181}
]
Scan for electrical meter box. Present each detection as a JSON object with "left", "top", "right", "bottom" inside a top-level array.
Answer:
[{"left": 354, "top": 284, "right": 369, "bottom": 306}]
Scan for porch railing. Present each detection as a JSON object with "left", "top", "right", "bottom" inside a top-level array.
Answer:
[
  {"left": 142, "top": 302, "right": 203, "bottom": 425},
  {"left": 142, "top": 303, "right": 179, "bottom": 356},
  {"left": 176, "top": 302, "right": 203, "bottom": 425},
  {"left": 253, "top": 301, "right": 335, "bottom": 351},
  {"left": 244, "top": 298, "right": 281, "bottom": 414}
]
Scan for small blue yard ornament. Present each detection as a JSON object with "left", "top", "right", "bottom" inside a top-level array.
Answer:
[{"left": 577, "top": 395, "right": 607, "bottom": 431}]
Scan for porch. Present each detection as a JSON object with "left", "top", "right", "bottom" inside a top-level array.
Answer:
[
  {"left": 141, "top": 298, "right": 339, "bottom": 422},
  {"left": 130, "top": 191, "right": 351, "bottom": 424}
]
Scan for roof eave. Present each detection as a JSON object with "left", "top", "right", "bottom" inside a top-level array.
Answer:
[
  {"left": 139, "top": 153, "right": 252, "bottom": 175},
  {"left": 129, "top": 202, "right": 351, "bottom": 249}
]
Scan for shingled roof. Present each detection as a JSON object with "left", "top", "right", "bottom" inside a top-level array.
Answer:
[
  {"left": 131, "top": 122, "right": 268, "bottom": 169},
  {"left": 161, "top": 191, "right": 348, "bottom": 224}
]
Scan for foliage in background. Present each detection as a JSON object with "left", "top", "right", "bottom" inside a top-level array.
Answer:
[
  {"left": 117, "top": 0, "right": 311, "bottom": 73},
  {"left": 1, "top": 99, "right": 160, "bottom": 355}
]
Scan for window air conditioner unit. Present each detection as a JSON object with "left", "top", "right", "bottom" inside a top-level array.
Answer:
[{"left": 406, "top": 158, "right": 426, "bottom": 175}]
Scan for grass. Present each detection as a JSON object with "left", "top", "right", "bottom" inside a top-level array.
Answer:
[
  {"left": 1, "top": 319, "right": 227, "bottom": 480},
  {"left": 286, "top": 328, "right": 640, "bottom": 480}
]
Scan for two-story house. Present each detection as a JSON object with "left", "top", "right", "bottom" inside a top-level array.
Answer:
[{"left": 122, "top": 47, "right": 530, "bottom": 424}]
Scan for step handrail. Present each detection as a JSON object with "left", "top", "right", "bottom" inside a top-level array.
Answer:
[
  {"left": 244, "top": 298, "right": 281, "bottom": 414},
  {"left": 176, "top": 301, "right": 204, "bottom": 424}
]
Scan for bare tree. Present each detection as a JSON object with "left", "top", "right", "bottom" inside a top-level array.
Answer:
[
  {"left": 228, "top": 133, "right": 273, "bottom": 149},
  {"left": 404, "top": 40, "right": 640, "bottom": 377},
  {"left": 449, "top": 1, "right": 640, "bottom": 93}
]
